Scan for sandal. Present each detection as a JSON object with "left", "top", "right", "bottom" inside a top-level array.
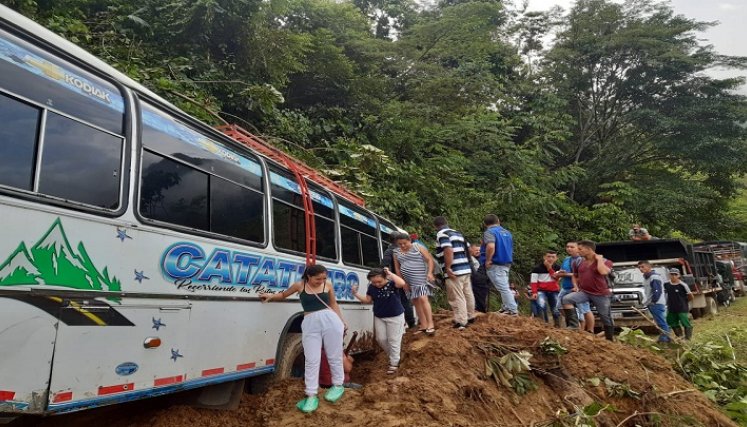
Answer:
[
  {"left": 424, "top": 328, "right": 436, "bottom": 336},
  {"left": 413, "top": 328, "right": 427, "bottom": 335},
  {"left": 387, "top": 366, "right": 398, "bottom": 375}
]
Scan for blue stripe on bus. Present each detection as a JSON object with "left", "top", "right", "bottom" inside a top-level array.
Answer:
[{"left": 46, "top": 365, "right": 275, "bottom": 414}]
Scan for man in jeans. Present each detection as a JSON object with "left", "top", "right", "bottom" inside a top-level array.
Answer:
[
  {"left": 434, "top": 216, "right": 475, "bottom": 329},
  {"left": 556, "top": 241, "right": 593, "bottom": 330},
  {"left": 561, "top": 240, "right": 615, "bottom": 340},
  {"left": 638, "top": 260, "right": 671, "bottom": 343},
  {"left": 480, "top": 214, "right": 518, "bottom": 316}
]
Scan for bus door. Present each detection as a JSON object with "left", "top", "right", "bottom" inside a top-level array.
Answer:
[
  {"left": 0, "top": 296, "right": 59, "bottom": 414},
  {"left": 47, "top": 302, "right": 191, "bottom": 412}
]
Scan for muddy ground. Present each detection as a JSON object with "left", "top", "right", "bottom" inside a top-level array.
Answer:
[{"left": 27, "top": 312, "right": 736, "bottom": 427}]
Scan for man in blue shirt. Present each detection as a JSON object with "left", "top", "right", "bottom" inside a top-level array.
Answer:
[
  {"left": 480, "top": 214, "right": 517, "bottom": 315},
  {"left": 556, "top": 241, "right": 592, "bottom": 330}
]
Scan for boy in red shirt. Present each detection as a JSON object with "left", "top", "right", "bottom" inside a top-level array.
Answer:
[{"left": 529, "top": 250, "right": 561, "bottom": 327}]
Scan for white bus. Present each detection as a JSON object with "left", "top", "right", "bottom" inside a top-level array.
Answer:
[{"left": 0, "top": 4, "right": 401, "bottom": 418}]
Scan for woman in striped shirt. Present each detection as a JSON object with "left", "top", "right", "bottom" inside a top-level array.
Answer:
[{"left": 392, "top": 232, "right": 436, "bottom": 335}]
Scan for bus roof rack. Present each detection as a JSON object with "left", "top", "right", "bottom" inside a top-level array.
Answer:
[{"left": 218, "top": 124, "right": 366, "bottom": 208}]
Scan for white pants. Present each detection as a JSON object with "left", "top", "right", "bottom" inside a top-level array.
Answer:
[
  {"left": 302, "top": 309, "right": 345, "bottom": 396},
  {"left": 374, "top": 313, "right": 405, "bottom": 367}
]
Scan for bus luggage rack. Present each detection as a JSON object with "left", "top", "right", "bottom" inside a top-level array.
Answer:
[
  {"left": 219, "top": 124, "right": 365, "bottom": 266},
  {"left": 218, "top": 124, "right": 365, "bottom": 207}
]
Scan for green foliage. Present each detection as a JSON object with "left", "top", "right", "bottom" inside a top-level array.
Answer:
[
  {"left": 7, "top": 0, "right": 747, "bottom": 273},
  {"left": 617, "top": 327, "right": 663, "bottom": 352}
]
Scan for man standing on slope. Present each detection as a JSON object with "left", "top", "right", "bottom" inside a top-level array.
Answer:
[
  {"left": 556, "top": 241, "right": 593, "bottom": 331},
  {"left": 434, "top": 216, "right": 476, "bottom": 329},
  {"left": 638, "top": 260, "right": 671, "bottom": 343},
  {"left": 561, "top": 240, "right": 615, "bottom": 340},
  {"left": 480, "top": 214, "right": 518, "bottom": 316}
]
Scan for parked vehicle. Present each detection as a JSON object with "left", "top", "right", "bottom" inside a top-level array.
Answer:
[
  {"left": 595, "top": 240, "right": 722, "bottom": 328},
  {"left": 0, "top": 4, "right": 400, "bottom": 419},
  {"left": 695, "top": 241, "right": 747, "bottom": 297}
]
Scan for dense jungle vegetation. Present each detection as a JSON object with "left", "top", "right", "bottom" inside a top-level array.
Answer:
[{"left": 5, "top": 0, "right": 747, "bottom": 276}]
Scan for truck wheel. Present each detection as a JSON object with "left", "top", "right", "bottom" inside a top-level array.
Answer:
[
  {"left": 706, "top": 297, "right": 719, "bottom": 317},
  {"left": 274, "top": 333, "right": 305, "bottom": 380}
]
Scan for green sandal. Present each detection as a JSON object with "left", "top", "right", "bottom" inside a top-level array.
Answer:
[
  {"left": 324, "top": 385, "right": 345, "bottom": 403},
  {"left": 296, "top": 396, "right": 319, "bottom": 413}
]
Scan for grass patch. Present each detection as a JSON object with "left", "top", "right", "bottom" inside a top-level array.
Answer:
[{"left": 691, "top": 297, "right": 747, "bottom": 364}]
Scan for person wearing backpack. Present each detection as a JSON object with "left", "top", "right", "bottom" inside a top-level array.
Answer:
[
  {"left": 434, "top": 216, "right": 476, "bottom": 329},
  {"left": 479, "top": 214, "right": 518, "bottom": 315},
  {"left": 561, "top": 240, "right": 616, "bottom": 341}
]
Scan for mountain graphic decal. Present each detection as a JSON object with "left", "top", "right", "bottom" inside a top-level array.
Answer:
[{"left": 0, "top": 218, "right": 121, "bottom": 291}]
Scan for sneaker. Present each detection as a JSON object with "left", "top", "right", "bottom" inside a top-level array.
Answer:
[
  {"left": 497, "top": 308, "right": 509, "bottom": 314},
  {"left": 296, "top": 396, "right": 319, "bottom": 413},
  {"left": 324, "top": 385, "right": 345, "bottom": 403},
  {"left": 457, "top": 324, "right": 466, "bottom": 331},
  {"left": 387, "top": 365, "right": 398, "bottom": 375},
  {"left": 467, "top": 317, "right": 476, "bottom": 324}
]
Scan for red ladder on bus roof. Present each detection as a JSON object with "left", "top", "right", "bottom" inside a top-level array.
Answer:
[{"left": 218, "top": 124, "right": 365, "bottom": 266}]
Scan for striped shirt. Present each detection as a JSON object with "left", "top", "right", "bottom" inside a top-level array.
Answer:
[
  {"left": 394, "top": 246, "right": 430, "bottom": 288},
  {"left": 435, "top": 227, "right": 471, "bottom": 276}
]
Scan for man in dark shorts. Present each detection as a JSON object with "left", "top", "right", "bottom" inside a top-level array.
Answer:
[{"left": 561, "top": 240, "right": 615, "bottom": 341}]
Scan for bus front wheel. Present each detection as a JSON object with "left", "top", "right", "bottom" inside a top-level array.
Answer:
[{"left": 275, "top": 333, "right": 305, "bottom": 379}]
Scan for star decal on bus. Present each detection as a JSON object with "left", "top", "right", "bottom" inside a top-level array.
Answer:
[
  {"left": 134, "top": 270, "right": 149, "bottom": 283},
  {"left": 116, "top": 228, "right": 132, "bottom": 242},
  {"left": 152, "top": 317, "right": 166, "bottom": 331},
  {"left": 170, "top": 349, "right": 183, "bottom": 362}
]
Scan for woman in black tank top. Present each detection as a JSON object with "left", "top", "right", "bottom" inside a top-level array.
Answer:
[{"left": 260, "top": 264, "right": 347, "bottom": 413}]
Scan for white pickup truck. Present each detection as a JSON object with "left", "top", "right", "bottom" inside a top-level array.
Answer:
[{"left": 596, "top": 240, "right": 722, "bottom": 328}]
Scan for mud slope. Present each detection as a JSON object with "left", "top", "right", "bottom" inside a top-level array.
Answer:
[{"left": 46, "top": 313, "right": 736, "bottom": 427}]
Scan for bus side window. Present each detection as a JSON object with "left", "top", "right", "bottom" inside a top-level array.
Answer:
[
  {"left": 138, "top": 102, "right": 265, "bottom": 244},
  {"left": 270, "top": 168, "right": 337, "bottom": 260},
  {"left": 0, "top": 93, "right": 39, "bottom": 191},
  {"left": 339, "top": 200, "right": 380, "bottom": 268},
  {"left": 0, "top": 29, "right": 126, "bottom": 210}
]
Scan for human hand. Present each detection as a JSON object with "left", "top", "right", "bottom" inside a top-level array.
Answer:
[
  {"left": 572, "top": 286, "right": 579, "bottom": 293},
  {"left": 531, "top": 293, "right": 538, "bottom": 300},
  {"left": 426, "top": 273, "right": 435, "bottom": 283},
  {"left": 259, "top": 293, "right": 273, "bottom": 303},
  {"left": 351, "top": 284, "right": 359, "bottom": 295},
  {"left": 383, "top": 267, "right": 393, "bottom": 279},
  {"left": 485, "top": 261, "right": 493, "bottom": 268},
  {"left": 595, "top": 254, "right": 604, "bottom": 262},
  {"left": 446, "top": 269, "right": 457, "bottom": 281}
]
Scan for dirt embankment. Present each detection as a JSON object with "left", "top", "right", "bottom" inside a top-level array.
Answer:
[{"left": 43, "top": 313, "right": 737, "bottom": 427}]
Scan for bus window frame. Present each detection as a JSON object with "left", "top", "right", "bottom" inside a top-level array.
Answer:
[
  {"left": 0, "top": 86, "right": 131, "bottom": 217},
  {"left": 337, "top": 197, "right": 381, "bottom": 269},
  {"left": 267, "top": 161, "right": 339, "bottom": 263},
  {"left": 133, "top": 95, "right": 269, "bottom": 249}
]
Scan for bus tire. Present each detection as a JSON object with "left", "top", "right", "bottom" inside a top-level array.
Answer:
[
  {"left": 707, "top": 296, "right": 718, "bottom": 317},
  {"left": 275, "top": 333, "right": 304, "bottom": 380}
]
